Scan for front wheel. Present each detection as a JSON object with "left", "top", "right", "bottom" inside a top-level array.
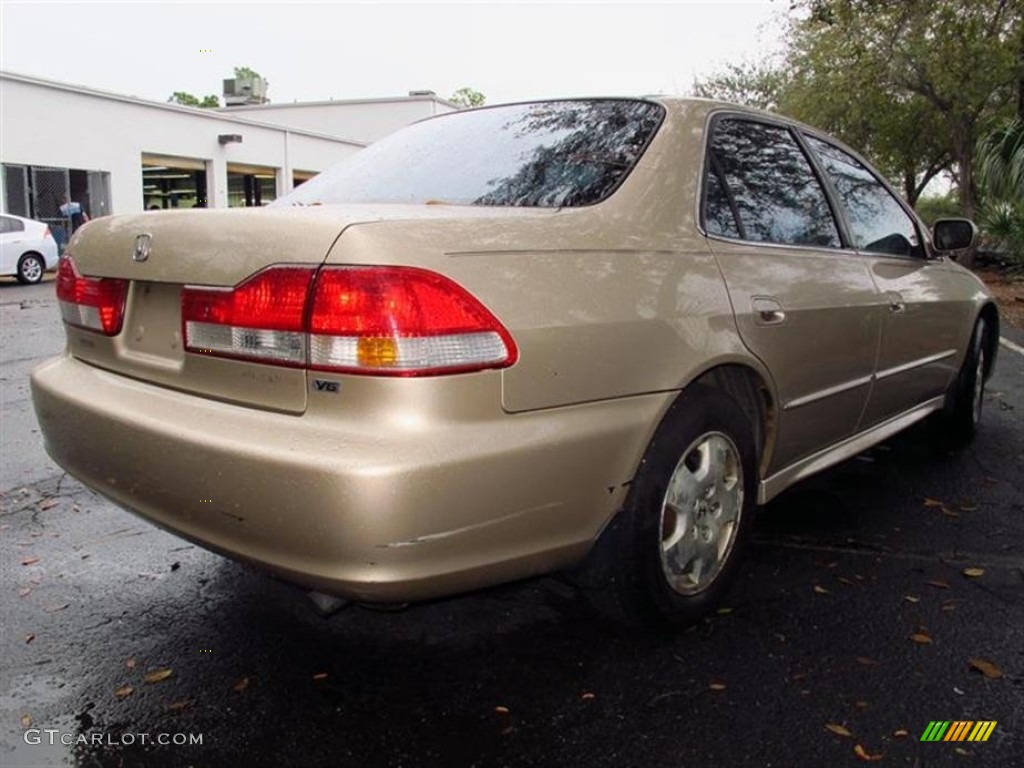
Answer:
[
  {"left": 944, "top": 318, "right": 988, "bottom": 443},
  {"left": 16, "top": 253, "right": 45, "bottom": 285},
  {"left": 580, "top": 385, "right": 758, "bottom": 627}
]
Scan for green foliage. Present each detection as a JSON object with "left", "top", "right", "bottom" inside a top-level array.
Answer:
[
  {"left": 693, "top": 0, "right": 1021, "bottom": 218},
  {"left": 233, "top": 66, "right": 263, "bottom": 81},
  {"left": 977, "top": 117, "right": 1024, "bottom": 201},
  {"left": 168, "top": 92, "right": 220, "bottom": 108},
  {"left": 450, "top": 87, "right": 486, "bottom": 108},
  {"left": 978, "top": 200, "right": 1024, "bottom": 265},
  {"left": 976, "top": 117, "right": 1024, "bottom": 264},
  {"left": 692, "top": 60, "right": 788, "bottom": 112},
  {"left": 915, "top": 194, "right": 964, "bottom": 225}
]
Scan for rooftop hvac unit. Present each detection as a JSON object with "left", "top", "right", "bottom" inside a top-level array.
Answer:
[{"left": 223, "top": 77, "right": 269, "bottom": 106}]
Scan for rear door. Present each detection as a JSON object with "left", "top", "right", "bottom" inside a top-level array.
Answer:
[
  {"left": 802, "top": 135, "right": 976, "bottom": 426},
  {"left": 702, "top": 116, "right": 883, "bottom": 471}
]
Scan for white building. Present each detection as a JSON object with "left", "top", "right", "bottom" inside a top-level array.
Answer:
[
  {"left": 217, "top": 91, "right": 458, "bottom": 144},
  {"left": 0, "top": 71, "right": 457, "bottom": 248}
]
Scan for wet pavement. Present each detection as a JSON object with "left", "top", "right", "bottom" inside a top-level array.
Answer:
[{"left": 2, "top": 276, "right": 1022, "bottom": 767}]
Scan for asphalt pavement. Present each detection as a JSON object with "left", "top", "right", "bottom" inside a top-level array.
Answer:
[{"left": 2, "top": 275, "right": 1022, "bottom": 768}]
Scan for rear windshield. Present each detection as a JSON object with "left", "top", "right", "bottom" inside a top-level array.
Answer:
[{"left": 273, "top": 99, "right": 664, "bottom": 209}]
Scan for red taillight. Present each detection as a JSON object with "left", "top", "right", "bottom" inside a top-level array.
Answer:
[
  {"left": 56, "top": 256, "right": 128, "bottom": 336},
  {"left": 181, "top": 265, "right": 517, "bottom": 376},
  {"left": 182, "top": 266, "right": 314, "bottom": 366}
]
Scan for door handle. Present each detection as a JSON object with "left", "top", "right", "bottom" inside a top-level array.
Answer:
[
  {"left": 752, "top": 297, "right": 786, "bottom": 326},
  {"left": 885, "top": 291, "right": 906, "bottom": 314}
]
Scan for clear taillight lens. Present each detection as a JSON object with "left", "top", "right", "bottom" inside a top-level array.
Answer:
[
  {"left": 181, "top": 265, "right": 517, "bottom": 376},
  {"left": 56, "top": 256, "right": 129, "bottom": 336},
  {"left": 181, "top": 266, "right": 315, "bottom": 366}
]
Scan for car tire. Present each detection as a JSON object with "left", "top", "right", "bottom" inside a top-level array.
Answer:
[
  {"left": 16, "top": 253, "right": 45, "bottom": 285},
  {"left": 580, "top": 384, "right": 758, "bottom": 627},
  {"left": 944, "top": 317, "right": 988, "bottom": 444}
]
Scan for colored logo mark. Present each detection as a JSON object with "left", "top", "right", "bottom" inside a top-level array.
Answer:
[{"left": 920, "top": 721, "right": 997, "bottom": 742}]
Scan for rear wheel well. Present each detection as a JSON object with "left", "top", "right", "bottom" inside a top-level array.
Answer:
[
  {"left": 690, "top": 364, "right": 775, "bottom": 479},
  {"left": 978, "top": 303, "right": 999, "bottom": 380}
]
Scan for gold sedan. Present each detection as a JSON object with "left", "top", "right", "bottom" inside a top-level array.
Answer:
[{"left": 31, "top": 98, "right": 998, "bottom": 625}]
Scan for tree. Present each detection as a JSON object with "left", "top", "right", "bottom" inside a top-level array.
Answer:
[
  {"left": 168, "top": 92, "right": 220, "bottom": 108},
  {"left": 693, "top": 0, "right": 1021, "bottom": 235},
  {"left": 234, "top": 66, "right": 263, "bottom": 82},
  {"left": 796, "top": 0, "right": 1019, "bottom": 221},
  {"left": 450, "top": 87, "right": 485, "bottom": 108},
  {"left": 976, "top": 116, "right": 1024, "bottom": 264},
  {"left": 692, "top": 59, "right": 788, "bottom": 112}
]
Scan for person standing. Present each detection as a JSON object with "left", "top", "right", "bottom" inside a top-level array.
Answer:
[{"left": 59, "top": 195, "right": 90, "bottom": 233}]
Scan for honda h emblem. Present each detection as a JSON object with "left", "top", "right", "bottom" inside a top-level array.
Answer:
[{"left": 132, "top": 233, "right": 153, "bottom": 262}]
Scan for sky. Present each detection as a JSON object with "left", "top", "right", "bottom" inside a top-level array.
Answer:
[{"left": 0, "top": 1, "right": 787, "bottom": 107}]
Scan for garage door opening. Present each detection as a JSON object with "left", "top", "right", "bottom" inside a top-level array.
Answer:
[
  {"left": 142, "top": 154, "right": 208, "bottom": 210},
  {"left": 228, "top": 163, "right": 278, "bottom": 207}
]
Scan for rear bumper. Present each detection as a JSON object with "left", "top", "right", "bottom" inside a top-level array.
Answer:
[{"left": 31, "top": 355, "right": 667, "bottom": 601}]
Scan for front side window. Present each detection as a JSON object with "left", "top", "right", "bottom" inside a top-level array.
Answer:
[
  {"left": 805, "top": 136, "right": 923, "bottom": 258},
  {"left": 704, "top": 119, "right": 841, "bottom": 248},
  {"left": 275, "top": 100, "right": 664, "bottom": 209}
]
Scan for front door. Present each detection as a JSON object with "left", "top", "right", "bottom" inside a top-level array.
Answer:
[{"left": 801, "top": 135, "right": 976, "bottom": 426}]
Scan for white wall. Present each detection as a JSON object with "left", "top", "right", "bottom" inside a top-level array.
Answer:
[
  {"left": 219, "top": 98, "right": 458, "bottom": 144},
  {"left": 0, "top": 73, "right": 363, "bottom": 215}
]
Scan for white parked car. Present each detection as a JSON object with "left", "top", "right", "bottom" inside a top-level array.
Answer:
[{"left": 1, "top": 214, "right": 60, "bottom": 284}]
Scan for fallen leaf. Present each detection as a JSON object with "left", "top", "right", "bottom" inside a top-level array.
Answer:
[
  {"left": 955, "top": 747, "right": 970, "bottom": 756},
  {"left": 39, "top": 499, "right": 60, "bottom": 510},
  {"left": 923, "top": 497, "right": 945, "bottom": 507},
  {"left": 893, "top": 729, "right": 908, "bottom": 738},
  {"left": 72, "top": 504, "right": 81, "bottom": 513},
  {"left": 837, "top": 577, "right": 856, "bottom": 586},
  {"left": 25, "top": 634, "right": 35, "bottom": 644},
  {"left": 580, "top": 691, "right": 595, "bottom": 700},
  {"left": 114, "top": 685, "right": 134, "bottom": 700},
  {"left": 926, "top": 579, "right": 950, "bottom": 589},
  {"left": 20, "top": 556, "right": 40, "bottom": 566},
  {"left": 21, "top": 713, "right": 32, "bottom": 728},
  {"left": 962, "top": 567, "right": 985, "bottom": 578},
  {"left": 715, "top": 607, "right": 733, "bottom": 615},
  {"left": 941, "top": 508, "right": 960, "bottom": 518},
  {"left": 19, "top": 587, "right": 32, "bottom": 598},
  {"left": 855, "top": 700, "right": 869, "bottom": 709},
  {"left": 143, "top": 668, "right": 173, "bottom": 684},
  {"left": 854, "top": 743, "right": 884, "bottom": 762},
  {"left": 856, "top": 657, "right": 880, "bottom": 666},
  {"left": 233, "top": 676, "right": 250, "bottom": 692},
  {"left": 167, "top": 700, "right": 191, "bottom": 712},
  {"left": 125, "top": 658, "right": 136, "bottom": 670},
  {"left": 494, "top": 705, "right": 510, "bottom": 714},
  {"left": 968, "top": 658, "right": 1003, "bottom": 679},
  {"left": 825, "top": 723, "right": 852, "bottom": 737},
  {"left": 709, "top": 682, "right": 727, "bottom": 691},
  {"left": 910, "top": 632, "right": 933, "bottom": 645},
  {"left": 813, "top": 585, "right": 830, "bottom": 594},
  {"left": 903, "top": 595, "right": 920, "bottom": 603},
  {"left": 959, "top": 505, "right": 978, "bottom": 512},
  {"left": 45, "top": 603, "right": 69, "bottom": 613},
  {"left": 312, "top": 672, "right": 328, "bottom": 681}
]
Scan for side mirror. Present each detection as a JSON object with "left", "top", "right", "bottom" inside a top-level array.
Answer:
[{"left": 932, "top": 218, "right": 977, "bottom": 253}]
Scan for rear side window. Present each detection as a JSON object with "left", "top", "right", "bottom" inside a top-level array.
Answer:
[
  {"left": 0, "top": 216, "right": 25, "bottom": 234},
  {"left": 704, "top": 119, "right": 841, "bottom": 248},
  {"left": 804, "top": 136, "right": 923, "bottom": 257},
  {"left": 276, "top": 100, "right": 664, "bottom": 208}
]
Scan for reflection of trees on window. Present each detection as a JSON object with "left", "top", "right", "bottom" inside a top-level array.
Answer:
[
  {"left": 274, "top": 100, "right": 662, "bottom": 209},
  {"left": 474, "top": 102, "right": 661, "bottom": 207},
  {"left": 805, "top": 136, "right": 922, "bottom": 257},
  {"left": 705, "top": 120, "right": 840, "bottom": 248}
]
